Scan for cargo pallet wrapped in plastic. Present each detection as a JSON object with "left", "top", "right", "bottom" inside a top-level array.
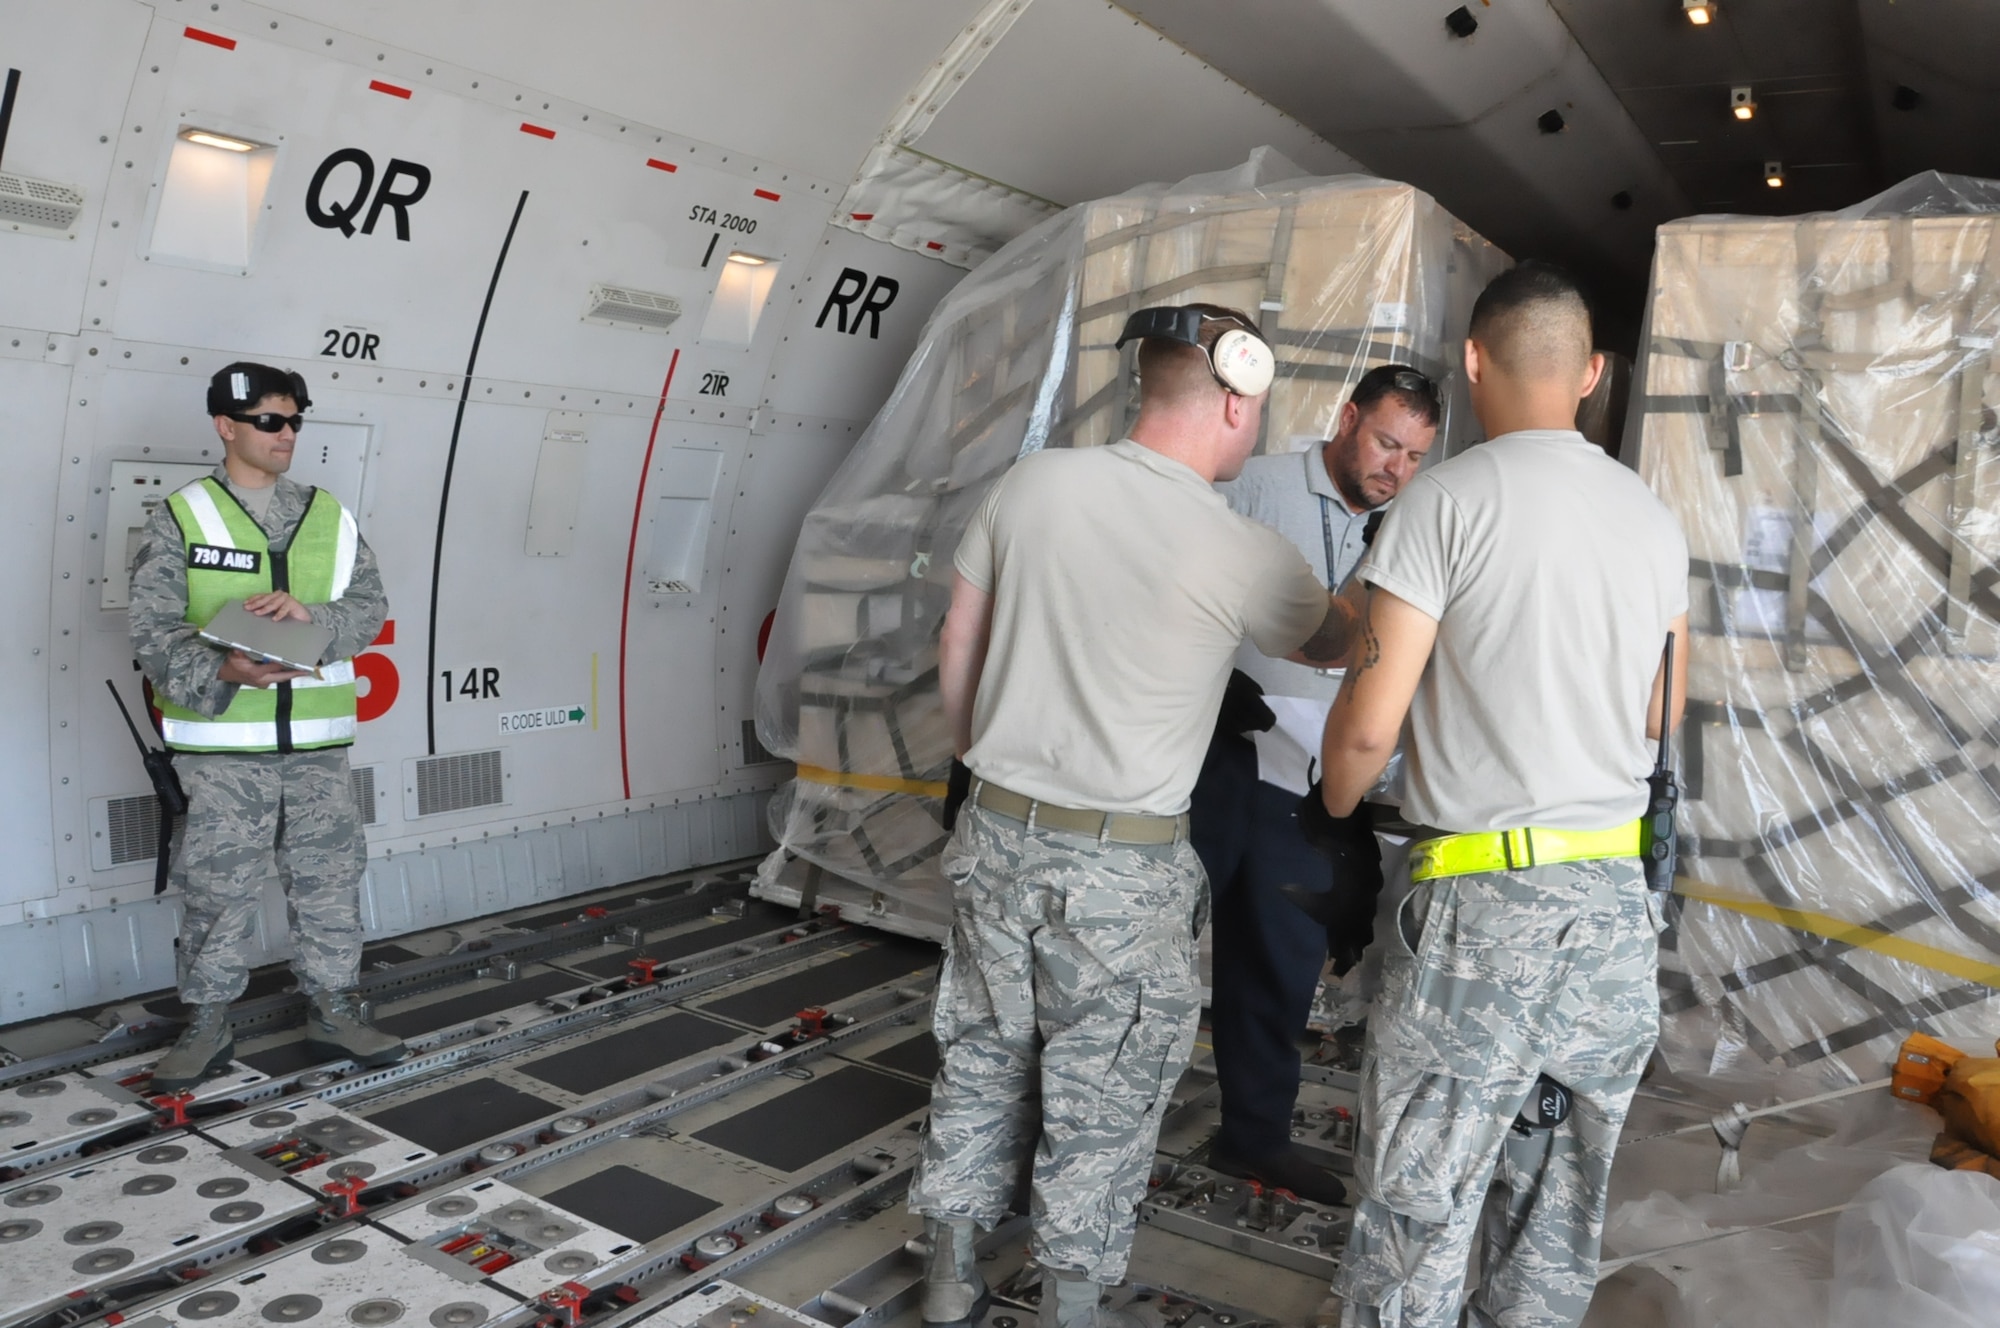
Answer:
[
  {"left": 751, "top": 153, "right": 1505, "bottom": 936},
  {"left": 1630, "top": 173, "right": 2000, "bottom": 1083}
]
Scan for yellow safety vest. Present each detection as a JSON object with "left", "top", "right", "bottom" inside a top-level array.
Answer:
[{"left": 155, "top": 477, "right": 360, "bottom": 753}]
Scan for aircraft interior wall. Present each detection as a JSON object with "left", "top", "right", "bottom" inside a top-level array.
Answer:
[{"left": 0, "top": 0, "right": 1367, "bottom": 1022}]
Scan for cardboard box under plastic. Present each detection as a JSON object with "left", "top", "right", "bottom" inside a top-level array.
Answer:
[
  {"left": 1633, "top": 199, "right": 2000, "bottom": 1077},
  {"left": 754, "top": 166, "right": 1506, "bottom": 935}
]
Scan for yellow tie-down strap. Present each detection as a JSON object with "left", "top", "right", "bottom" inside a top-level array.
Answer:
[
  {"left": 795, "top": 764, "right": 949, "bottom": 798},
  {"left": 1408, "top": 820, "right": 1643, "bottom": 882},
  {"left": 1674, "top": 878, "right": 2000, "bottom": 991}
]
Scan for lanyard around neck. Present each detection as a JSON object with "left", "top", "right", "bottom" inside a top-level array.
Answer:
[{"left": 1319, "top": 494, "right": 1346, "bottom": 591}]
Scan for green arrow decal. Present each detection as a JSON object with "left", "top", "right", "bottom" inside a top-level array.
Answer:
[{"left": 568, "top": 707, "right": 586, "bottom": 722}]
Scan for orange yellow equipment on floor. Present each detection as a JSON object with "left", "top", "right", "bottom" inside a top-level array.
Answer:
[{"left": 1893, "top": 1030, "right": 2000, "bottom": 1181}]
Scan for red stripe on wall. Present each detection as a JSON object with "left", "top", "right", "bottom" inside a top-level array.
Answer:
[
  {"left": 618, "top": 350, "right": 681, "bottom": 800},
  {"left": 520, "top": 123, "right": 556, "bottom": 139},
  {"left": 646, "top": 158, "right": 678, "bottom": 172},
  {"left": 183, "top": 27, "right": 236, "bottom": 49},
  {"left": 369, "top": 80, "right": 412, "bottom": 99},
  {"left": 753, "top": 188, "right": 780, "bottom": 201}
]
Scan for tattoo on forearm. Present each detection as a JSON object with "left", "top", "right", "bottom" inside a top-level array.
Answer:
[{"left": 1356, "top": 590, "right": 1382, "bottom": 672}]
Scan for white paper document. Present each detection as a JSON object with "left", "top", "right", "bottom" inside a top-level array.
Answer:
[{"left": 1250, "top": 693, "right": 1336, "bottom": 795}]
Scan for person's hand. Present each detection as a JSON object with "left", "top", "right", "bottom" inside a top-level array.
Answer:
[
  {"left": 217, "top": 650, "right": 310, "bottom": 687},
  {"left": 1287, "top": 779, "right": 1387, "bottom": 975},
  {"left": 242, "top": 591, "right": 311, "bottom": 622}
]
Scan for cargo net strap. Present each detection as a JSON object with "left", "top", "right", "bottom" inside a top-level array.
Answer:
[{"left": 1636, "top": 203, "right": 2000, "bottom": 1076}]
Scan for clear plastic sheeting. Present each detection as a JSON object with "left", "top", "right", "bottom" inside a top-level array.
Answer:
[
  {"left": 752, "top": 151, "right": 1506, "bottom": 933},
  {"left": 1831, "top": 1165, "right": 2000, "bottom": 1327},
  {"left": 1629, "top": 172, "right": 2000, "bottom": 1082},
  {"left": 1600, "top": 1084, "right": 1947, "bottom": 1327}
]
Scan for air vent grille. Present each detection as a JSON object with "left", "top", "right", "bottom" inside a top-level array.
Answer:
[
  {"left": 412, "top": 749, "right": 505, "bottom": 817},
  {"left": 351, "top": 764, "right": 381, "bottom": 826},
  {"left": 0, "top": 171, "right": 85, "bottom": 233},
  {"left": 583, "top": 283, "right": 683, "bottom": 332},
  {"left": 106, "top": 794, "right": 160, "bottom": 866},
  {"left": 741, "top": 720, "right": 783, "bottom": 766}
]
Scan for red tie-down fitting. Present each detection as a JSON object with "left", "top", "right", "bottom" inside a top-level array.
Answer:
[
  {"left": 534, "top": 1283, "right": 637, "bottom": 1328},
  {"left": 582, "top": 906, "right": 610, "bottom": 919},
  {"left": 793, "top": 1007, "right": 830, "bottom": 1038},
  {"left": 150, "top": 1090, "right": 198, "bottom": 1128},
  {"left": 536, "top": 1281, "right": 592, "bottom": 1328},
  {"left": 626, "top": 956, "right": 663, "bottom": 985},
  {"left": 320, "top": 1173, "right": 370, "bottom": 1218}
]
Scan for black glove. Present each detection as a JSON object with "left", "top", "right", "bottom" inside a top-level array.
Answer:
[
  {"left": 1282, "top": 779, "right": 1386, "bottom": 976},
  {"left": 940, "top": 757, "right": 972, "bottom": 831},
  {"left": 1215, "top": 668, "right": 1276, "bottom": 738}
]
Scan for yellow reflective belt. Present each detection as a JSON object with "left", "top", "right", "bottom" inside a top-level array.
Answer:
[
  {"left": 795, "top": 764, "right": 949, "bottom": 798},
  {"left": 1409, "top": 820, "right": 1644, "bottom": 882}
]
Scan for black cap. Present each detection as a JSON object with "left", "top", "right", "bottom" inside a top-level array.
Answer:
[{"left": 207, "top": 362, "right": 311, "bottom": 416}]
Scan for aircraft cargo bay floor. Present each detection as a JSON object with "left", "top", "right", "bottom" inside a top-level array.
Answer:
[{"left": 0, "top": 861, "right": 1939, "bottom": 1328}]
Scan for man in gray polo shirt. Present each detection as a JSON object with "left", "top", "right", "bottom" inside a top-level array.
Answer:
[
  {"left": 1195, "top": 365, "right": 1440, "bottom": 1204},
  {"left": 909, "top": 303, "right": 1358, "bottom": 1328},
  {"left": 1317, "top": 263, "right": 1688, "bottom": 1328}
]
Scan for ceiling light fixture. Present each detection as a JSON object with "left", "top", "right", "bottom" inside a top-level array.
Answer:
[
  {"left": 1765, "top": 160, "right": 1785, "bottom": 188},
  {"left": 181, "top": 129, "right": 258, "bottom": 152},
  {"left": 725, "top": 252, "right": 768, "bottom": 266},
  {"left": 1445, "top": 6, "right": 1479, "bottom": 38},
  {"left": 1683, "top": 0, "right": 1716, "bottom": 25},
  {"left": 1731, "top": 86, "right": 1756, "bottom": 120}
]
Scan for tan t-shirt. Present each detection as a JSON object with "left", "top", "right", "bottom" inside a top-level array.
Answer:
[
  {"left": 1358, "top": 429, "right": 1689, "bottom": 832},
  {"left": 957, "top": 440, "right": 1328, "bottom": 815}
]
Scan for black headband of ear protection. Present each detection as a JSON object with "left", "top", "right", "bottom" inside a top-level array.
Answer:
[{"left": 1114, "top": 305, "right": 1262, "bottom": 350}]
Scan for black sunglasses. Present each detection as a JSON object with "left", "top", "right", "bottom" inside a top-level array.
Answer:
[{"left": 230, "top": 412, "right": 305, "bottom": 433}]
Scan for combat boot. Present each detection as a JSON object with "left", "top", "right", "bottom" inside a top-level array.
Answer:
[
  {"left": 920, "top": 1217, "right": 990, "bottom": 1328},
  {"left": 303, "top": 990, "right": 408, "bottom": 1067},
  {"left": 1038, "top": 1268, "right": 1143, "bottom": 1328},
  {"left": 150, "top": 1003, "right": 235, "bottom": 1092}
]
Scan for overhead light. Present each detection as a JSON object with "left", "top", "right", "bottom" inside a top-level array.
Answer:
[
  {"left": 1731, "top": 86, "right": 1756, "bottom": 120},
  {"left": 1444, "top": 6, "right": 1479, "bottom": 38},
  {"left": 725, "top": 252, "right": 768, "bottom": 266},
  {"left": 1683, "top": 0, "right": 1715, "bottom": 25},
  {"left": 181, "top": 129, "right": 258, "bottom": 152},
  {"left": 1765, "top": 160, "right": 1785, "bottom": 188},
  {"left": 1538, "top": 109, "right": 1567, "bottom": 135}
]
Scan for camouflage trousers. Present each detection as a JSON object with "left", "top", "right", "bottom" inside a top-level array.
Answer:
[
  {"left": 908, "top": 802, "right": 1205, "bottom": 1284},
  {"left": 1332, "top": 857, "right": 1664, "bottom": 1328},
  {"left": 172, "top": 749, "right": 368, "bottom": 1005}
]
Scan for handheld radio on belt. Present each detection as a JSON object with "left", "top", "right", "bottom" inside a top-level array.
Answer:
[
  {"left": 1641, "top": 632, "right": 1679, "bottom": 894},
  {"left": 106, "top": 678, "right": 189, "bottom": 895}
]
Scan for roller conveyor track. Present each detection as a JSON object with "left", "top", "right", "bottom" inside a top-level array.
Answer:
[
  {"left": 0, "top": 855, "right": 960, "bottom": 1326},
  {"left": 1, "top": 866, "right": 1360, "bottom": 1328},
  {"left": 0, "top": 867, "right": 775, "bottom": 1089}
]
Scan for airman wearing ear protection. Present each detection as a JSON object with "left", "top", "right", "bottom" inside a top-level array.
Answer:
[{"left": 909, "top": 305, "right": 1359, "bottom": 1328}]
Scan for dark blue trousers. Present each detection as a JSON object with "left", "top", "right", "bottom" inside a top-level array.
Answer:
[{"left": 1189, "top": 732, "right": 1330, "bottom": 1159}]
